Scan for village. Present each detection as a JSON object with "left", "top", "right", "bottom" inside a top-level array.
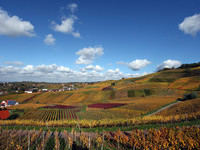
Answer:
[{"left": 0, "top": 81, "right": 95, "bottom": 96}]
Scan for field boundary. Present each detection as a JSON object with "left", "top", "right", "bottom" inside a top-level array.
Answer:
[
  {"left": 1, "top": 119, "right": 200, "bottom": 132},
  {"left": 148, "top": 100, "right": 180, "bottom": 116},
  {"left": 21, "top": 93, "right": 42, "bottom": 104}
]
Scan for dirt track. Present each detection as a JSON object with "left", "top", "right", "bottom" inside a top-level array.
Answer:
[{"left": 148, "top": 101, "right": 181, "bottom": 116}]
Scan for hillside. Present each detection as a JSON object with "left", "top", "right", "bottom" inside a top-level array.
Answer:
[
  {"left": 0, "top": 66, "right": 199, "bottom": 106},
  {"left": 0, "top": 66, "right": 199, "bottom": 123}
]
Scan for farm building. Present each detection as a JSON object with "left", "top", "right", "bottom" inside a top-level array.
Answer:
[
  {"left": 1, "top": 100, "right": 19, "bottom": 107},
  {"left": 25, "top": 90, "right": 33, "bottom": 93}
]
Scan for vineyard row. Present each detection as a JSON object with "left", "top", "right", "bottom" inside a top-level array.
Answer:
[
  {"left": 0, "top": 126, "right": 199, "bottom": 150},
  {"left": 19, "top": 109, "right": 79, "bottom": 121}
]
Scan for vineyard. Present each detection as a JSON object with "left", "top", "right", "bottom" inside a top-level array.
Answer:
[
  {"left": 0, "top": 126, "right": 199, "bottom": 150},
  {"left": 0, "top": 67, "right": 200, "bottom": 149},
  {"left": 87, "top": 103, "right": 126, "bottom": 109},
  {"left": 19, "top": 108, "right": 80, "bottom": 121},
  {"left": 0, "top": 108, "right": 199, "bottom": 128},
  {"left": 0, "top": 93, "right": 38, "bottom": 103},
  {"left": 155, "top": 97, "right": 200, "bottom": 116}
]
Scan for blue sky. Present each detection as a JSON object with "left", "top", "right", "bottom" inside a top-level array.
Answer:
[{"left": 0, "top": 0, "right": 200, "bottom": 82}]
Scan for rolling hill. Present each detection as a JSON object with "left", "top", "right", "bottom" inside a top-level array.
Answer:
[{"left": 0, "top": 66, "right": 199, "bottom": 122}]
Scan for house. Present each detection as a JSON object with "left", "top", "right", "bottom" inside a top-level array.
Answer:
[
  {"left": 0, "top": 91, "right": 8, "bottom": 95},
  {"left": 42, "top": 89, "right": 48, "bottom": 92},
  {"left": 1, "top": 100, "right": 19, "bottom": 107},
  {"left": 25, "top": 90, "right": 33, "bottom": 94}
]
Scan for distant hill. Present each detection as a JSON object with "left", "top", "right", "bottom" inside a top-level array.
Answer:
[{"left": 1, "top": 66, "right": 199, "bottom": 106}]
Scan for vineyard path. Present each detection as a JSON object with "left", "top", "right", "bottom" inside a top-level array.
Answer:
[
  {"left": 148, "top": 101, "right": 181, "bottom": 116},
  {"left": 21, "top": 93, "right": 42, "bottom": 104}
]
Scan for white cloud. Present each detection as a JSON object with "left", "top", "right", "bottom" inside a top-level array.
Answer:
[
  {"left": 179, "top": 13, "right": 200, "bottom": 36},
  {"left": 4, "top": 61, "right": 24, "bottom": 66},
  {"left": 76, "top": 46, "right": 104, "bottom": 64},
  {"left": 44, "top": 34, "right": 55, "bottom": 45},
  {"left": 67, "top": 3, "right": 78, "bottom": 13},
  {"left": 85, "top": 65, "right": 94, "bottom": 70},
  {"left": 156, "top": 59, "right": 181, "bottom": 71},
  {"left": 84, "top": 65, "right": 104, "bottom": 72},
  {"left": 22, "top": 65, "right": 34, "bottom": 74},
  {"left": 0, "top": 65, "right": 20, "bottom": 74},
  {"left": 0, "top": 64, "right": 147, "bottom": 82},
  {"left": 0, "top": 8, "right": 35, "bottom": 37},
  {"left": 23, "top": 65, "right": 34, "bottom": 71},
  {"left": 118, "top": 59, "right": 151, "bottom": 71},
  {"left": 57, "top": 66, "right": 71, "bottom": 72},
  {"left": 93, "top": 65, "right": 104, "bottom": 72},
  {"left": 52, "top": 16, "right": 80, "bottom": 38},
  {"left": 35, "top": 64, "right": 58, "bottom": 73}
]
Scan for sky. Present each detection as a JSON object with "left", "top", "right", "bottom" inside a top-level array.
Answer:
[{"left": 0, "top": 0, "right": 200, "bottom": 82}]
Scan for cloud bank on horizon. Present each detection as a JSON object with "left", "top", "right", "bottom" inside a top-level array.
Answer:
[
  {"left": 0, "top": 63, "right": 142, "bottom": 82},
  {"left": 0, "top": 52, "right": 182, "bottom": 82}
]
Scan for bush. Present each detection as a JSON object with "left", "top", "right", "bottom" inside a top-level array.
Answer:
[
  {"left": 7, "top": 114, "right": 19, "bottom": 120},
  {"left": 178, "top": 91, "right": 198, "bottom": 101},
  {"left": 197, "top": 85, "right": 200, "bottom": 91},
  {"left": 128, "top": 90, "right": 135, "bottom": 97},
  {"left": 59, "top": 138, "right": 66, "bottom": 150},
  {"left": 144, "top": 89, "right": 152, "bottom": 96},
  {"left": 183, "top": 93, "right": 191, "bottom": 100},
  {"left": 44, "top": 137, "right": 55, "bottom": 150},
  {"left": 111, "top": 83, "right": 115, "bottom": 86},
  {"left": 177, "top": 98, "right": 183, "bottom": 101},
  {"left": 191, "top": 91, "right": 198, "bottom": 99}
]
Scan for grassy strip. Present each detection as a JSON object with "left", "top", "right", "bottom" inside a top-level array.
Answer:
[
  {"left": 76, "top": 105, "right": 87, "bottom": 119},
  {"left": 142, "top": 100, "right": 178, "bottom": 116},
  {"left": 1, "top": 119, "right": 200, "bottom": 132}
]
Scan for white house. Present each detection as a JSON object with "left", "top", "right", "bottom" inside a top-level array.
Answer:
[
  {"left": 1, "top": 100, "right": 19, "bottom": 107},
  {"left": 25, "top": 90, "right": 33, "bottom": 94}
]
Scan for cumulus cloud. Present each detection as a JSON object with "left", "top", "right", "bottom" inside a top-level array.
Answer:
[
  {"left": 51, "top": 16, "right": 80, "bottom": 38},
  {"left": 35, "top": 64, "right": 58, "bottom": 73},
  {"left": 0, "top": 64, "right": 146, "bottom": 82},
  {"left": 23, "top": 65, "right": 34, "bottom": 71},
  {"left": 76, "top": 46, "right": 104, "bottom": 64},
  {"left": 156, "top": 59, "right": 181, "bottom": 71},
  {"left": 4, "top": 61, "right": 24, "bottom": 66},
  {"left": 84, "top": 65, "right": 104, "bottom": 72},
  {"left": 44, "top": 34, "right": 55, "bottom": 45},
  {"left": 118, "top": 59, "right": 151, "bottom": 71},
  {"left": 0, "top": 8, "right": 35, "bottom": 37},
  {"left": 0, "top": 65, "right": 20, "bottom": 74},
  {"left": 179, "top": 13, "right": 200, "bottom": 36},
  {"left": 67, "top": 3, "right": 78, "bottom": 13},
  {"left": 57, "top": 66, "right": 71, "bottom": 72}
]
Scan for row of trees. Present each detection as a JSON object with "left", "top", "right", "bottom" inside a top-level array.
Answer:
[{"left": 158, "top": 62, "right": 200, "bottom": 72}]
